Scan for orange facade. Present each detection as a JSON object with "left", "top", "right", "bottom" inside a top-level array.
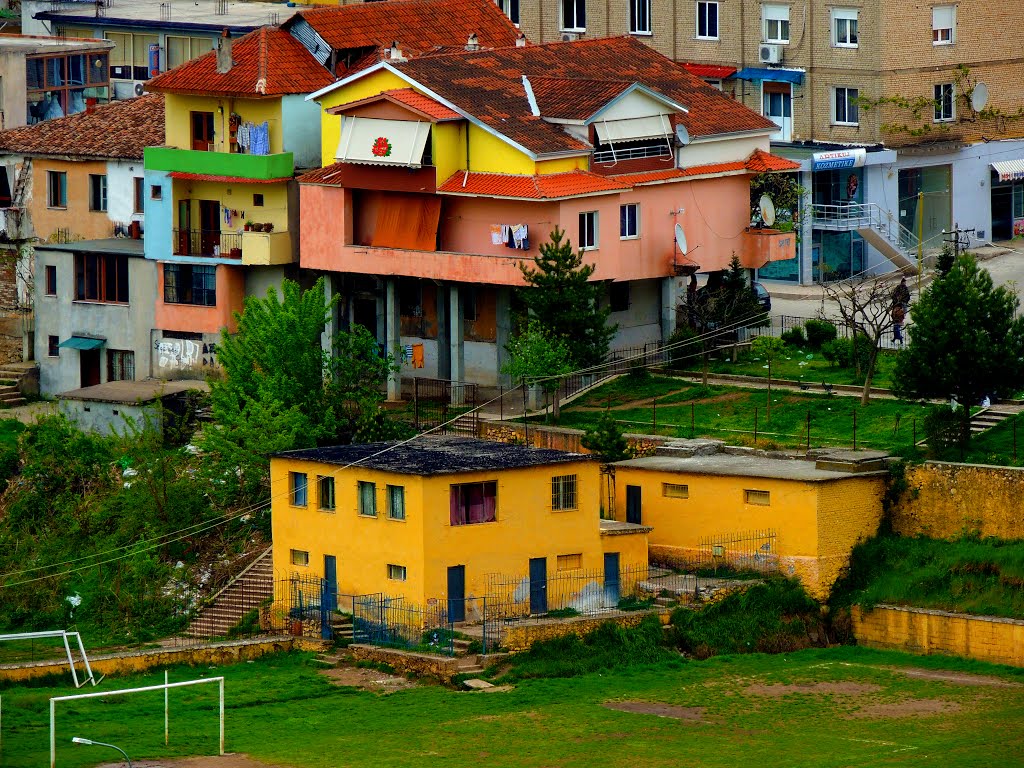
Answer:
[
  {"left": 30, "top": 158, "right": 120, "bottom": 242},
  {"left": 154, "top": 263, "right": 245, "bottom": 334}
]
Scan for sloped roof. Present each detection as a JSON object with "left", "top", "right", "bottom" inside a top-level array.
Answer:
[
  {"left": 297, "top": 0, "right": 519, "bottom": 57},
  {"left": 328, "top": 88, "right": 462, "bottom": 121},
  {"left": 436, "top": 170, "right": 630, "bottom": 199},
  {"left": 146, "top": 27, "right": 333, "bottom": 97},
  {"left": 528, "top": 77, "right": 634, "bottom": 121},
  {"left": 384, "top": 36, "right": 777, "bottom": 157},
  {"left": 0, "top": 94, "right": 164, "bottom": 160},
  {"left": 745, "top": 148, "right": 801, "bottom": 173}
]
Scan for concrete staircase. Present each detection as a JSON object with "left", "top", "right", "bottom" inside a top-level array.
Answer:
[
  {"left": 0, "top": 363, "right": 37, "bottom": 408},
  {"left": 970, "top": 407, "right": 1018, "bottom": 435},
  {"left": 186, "top": 547, "right": 273, "bottom": 639}
]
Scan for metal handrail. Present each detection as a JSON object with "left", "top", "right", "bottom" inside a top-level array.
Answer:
[{"left": 811, "top": 202, "right": 920, "bottom": 254}]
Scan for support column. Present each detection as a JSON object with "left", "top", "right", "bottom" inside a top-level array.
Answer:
[
  {"left": 449, "top": 283, "right": 465, "bottom": 387},
  {"left": 800, "top": 169, "right": 814, "bottom": 285},
  {"left": 385, "top": 278, "right": 401, "bottom": 401},
  {"left": 321, "top": 273, "right": 335, "bottom": 357},
  {"left": 660, "top": 277, "right": 677, "bottom": 342},
  {"left": 436, "top": 284, "right": 451, "bottom": 380},
  {"left": 495, "top": 286, "right": 512, "bottom": 387}
]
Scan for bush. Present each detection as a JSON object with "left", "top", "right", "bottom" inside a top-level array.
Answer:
[
  {"left": 821, "top": 336, "right": 873, "bottom": 369},
  {"left": 780, "top": 327, "right": 806, "bottom": 346},
  {"left": 668, "top": 325, "right": 701, "bottom": 369},
  {"left": 923, "top": 405, "right": 970, "bottom": 454},
  {"left": 804, "top": 319, "right": 838, "bottom": 349}
]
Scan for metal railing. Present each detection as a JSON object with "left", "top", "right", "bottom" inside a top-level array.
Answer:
[
  {"left": 412, "top": 377, "right": 479, "bottom": 434},
  {"left": 173, "top": 229, "right": 243, "bottom": 258},
  {"left": 593, "top": 143, "right": 673, "bottom": 164},
  {"left": 811, "top": 202, "right": 921, "bottom": 254}
]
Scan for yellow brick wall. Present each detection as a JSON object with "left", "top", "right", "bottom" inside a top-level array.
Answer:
[
  {"left": 815, "top": 476, "right": 886, "bottom": 598},
  {"left": 852, "top": 605, "right": 1024, "bottom": 668}
]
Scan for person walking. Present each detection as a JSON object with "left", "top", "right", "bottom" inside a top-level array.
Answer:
[
  {"left": 893, "top": 277, "right": 911, "bottom": 310},
  {"left": 892, "top": 302, "right": 906, "bottom": 344}
]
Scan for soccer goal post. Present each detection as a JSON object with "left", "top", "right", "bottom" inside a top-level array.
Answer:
[{"left": 49, "top": 676, "right": 224, "bottom": 768}]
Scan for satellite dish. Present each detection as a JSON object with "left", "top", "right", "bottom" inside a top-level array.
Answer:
[
  {"left": 675, "top": 123, "right": 690, "bottom": 147},
  {"left": 972, "top": 82, "right": 989, "bottom": 112},
  {"left": 675, "top": 223, "right": 688, "bottom": 255},
  {"left": 759, "top": 195, "right": 777, "bottom": 227}
]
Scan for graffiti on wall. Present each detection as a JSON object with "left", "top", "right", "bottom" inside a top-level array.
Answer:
[{"left": 155, "top": 338, "right": 218, "bottom": 369}]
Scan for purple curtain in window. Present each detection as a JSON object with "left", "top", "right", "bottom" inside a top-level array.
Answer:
[
  {"left": 482, "top": 481, "right": 496, "bottom": 522},
  {"left": 467, "top": 483, "right": 485, "bottom": 523},
  {"left": 450, "top": 486, "right": 462, "bottom": 526}
]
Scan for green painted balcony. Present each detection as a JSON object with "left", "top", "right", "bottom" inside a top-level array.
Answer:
[{"left": 144, "top": 147, "right": 294, "bottom": 180}]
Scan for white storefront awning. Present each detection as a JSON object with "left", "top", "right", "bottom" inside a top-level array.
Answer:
[
  {"left": 992, "top": 159, "right": 1024, "bottom": 183},
  {"left": 594, "top": 114, "right": 672, "bottom": 143},
  {"left": 336, "top": 117, "right": 431, "bottom": 167}
]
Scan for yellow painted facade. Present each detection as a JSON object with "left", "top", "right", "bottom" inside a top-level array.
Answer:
[
  {"left": 270, "top": 454, "right": 647, "bottom": 608},
  {"left": 317, "top": 70, "right": 409, "bottom": 167},
  {"left": 431, "top": 121, "right": 465, "bottom": 185},
  {"left": 172, "top": 179, "right": 289, "bottom": 236},
  {"left": 164, "top": 93, "right": 284, "bottom": 154},
  {"left": 466, "top": 123, "right": 536, "bottom": 175}
]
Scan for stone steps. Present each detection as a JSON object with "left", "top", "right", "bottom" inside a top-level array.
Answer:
[{"left": 185, "top": 547, "right": 273, "bottom": 638}]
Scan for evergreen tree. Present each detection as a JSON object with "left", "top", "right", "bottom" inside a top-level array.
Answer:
[
  {"left": 581, "top": 411, "right": 632, "bottom": 462},
  {"left": 518, "top": 227, "right": 617, "bottom": 368}
]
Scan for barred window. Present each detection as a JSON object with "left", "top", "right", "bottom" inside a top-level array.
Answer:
[
  {"left": 662, "top": 483, "right": 689, "bottom": 499},
  {"left": 551, "top": 474, "right": 578, "bottom": 511},
  {"left": 318, "top": 476, "right": 335, "bottom": 511},
  {"left": 744, "top": 489, "right": 770, "bottom": 506},
  {"left": 107, "top": 349, "right": 135, "bottom": 382}
]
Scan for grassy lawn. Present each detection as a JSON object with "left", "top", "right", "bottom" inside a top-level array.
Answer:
[
  {"left": 934, "top": 411, "right": 1024, "bottom": 467},
  {"left": 685, "top": 346, "right": 899, "bottom": 389},
  {"left": 3, "top": 648, "right": 1024, "bottom": 767},
  {"left": 0, "top": 418, "right": 24, "bottom": 449},
  {"left": 558, "top": 375, "right": 930, "bottom": 452}
]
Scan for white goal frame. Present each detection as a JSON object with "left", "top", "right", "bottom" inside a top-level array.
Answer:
[{"left": 0, "top": 630, "right": 103, "bottom": 688}]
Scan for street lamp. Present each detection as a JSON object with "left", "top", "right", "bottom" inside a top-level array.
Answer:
[{"left": 71, "top": 737, "right": 133, "bottom": 767}]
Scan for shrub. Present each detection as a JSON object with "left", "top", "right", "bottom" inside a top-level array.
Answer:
[
  {"left": 923, "top": 405, "right": 969, "bottom": 454},
  {"left": 821, "top": 338, "right": 851, "bottom": 367},
  {"left": 804, "top": 319, "right": 838, "bottom": 349},
  {"left": 780, "top": 327, "right": 805, "bottom": 346},
  {"left": 667, "top": 325, "right": 701, "bottom": 369}
]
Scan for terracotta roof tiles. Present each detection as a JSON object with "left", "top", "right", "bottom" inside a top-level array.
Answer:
[
  {"left": 746, "top": 148, "right": 801, "bottom": 173},
  {"left": 437, "top": 170, "right": 629, "bottom": 199},
  {"left": 528, "top": 77, "right": 633, "bottom": 121}
]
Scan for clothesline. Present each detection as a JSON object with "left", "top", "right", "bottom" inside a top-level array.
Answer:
[{"left": 489, "top": 223, "right": 530, "bottom": 250}]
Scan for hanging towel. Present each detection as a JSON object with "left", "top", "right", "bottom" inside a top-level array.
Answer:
[
  {"left": 411, "top": 343, "right": 425, "bottom": 369},
  {"left": 512, "top": 223, "right": 528, "bottom": 249},
  {"left": 402, "top": 344, "right": 414, "bottom": 363},
  {"left": 490, "top": 224, "right": 504, "bottom": 245}
]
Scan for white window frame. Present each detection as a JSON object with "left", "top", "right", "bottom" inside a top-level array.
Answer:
[
  {"left": 561, "top": 0, "right": 586, "bottom": 31},
  {"left": 696, "top": 1, "right": 719, "bottom": 40},
  {"left": 496, "top": 0, "right": 519, "bottom": 26},
  {"left": 579, "top": 210, "right": 599, "bottom": 250},
  {"left": 934, "top": 82, "right": 955, "bottom": 122},
  {"left": 620, "top": 203, "right": 640, "bottom": 239},
  {"left": 763, "top": 4, "right": 790, "bottom": 43},
  {"left": 932, "top": 4, "right": 955, "bottom": 45},
  {"left": 387, "top": 563, "right": 407, "bottom": 581},
  {"left": 630, "top": 0, "right": 652, "bottom": 35},
  {"left": 832, "top": 8, "right": 858, "bottom": 47},
  {"left": 832, "top": 86, "right": 860, "bottom": 126}
]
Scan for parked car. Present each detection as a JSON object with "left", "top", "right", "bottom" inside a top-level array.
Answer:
[{"left": 752, "top": 281, "right": 771, "bottom": 312}]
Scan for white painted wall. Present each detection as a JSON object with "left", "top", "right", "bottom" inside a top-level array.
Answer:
[
  {"left": 681, "top": 133, "right": 769, "bottom": 168},
  {"left": 607, "top": 278, "right": 663, "bottom": 347},
  {"left": 106, "top": 160, "right": 144, "bottom": 228}
]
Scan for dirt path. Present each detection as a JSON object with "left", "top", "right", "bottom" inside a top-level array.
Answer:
[{"left": 99, "top": 756, "right": 289, "bottom": 768}]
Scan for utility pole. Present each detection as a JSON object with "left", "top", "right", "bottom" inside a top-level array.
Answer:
[{"left": 942, "top": 223, "right": 975, "bottom": 261}]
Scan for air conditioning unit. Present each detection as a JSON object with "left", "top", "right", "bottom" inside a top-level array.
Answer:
[
  {"left": 561, "top": 32, "right": 580, "bottom": 42},
  {"left": 759, "top": 43, "right": 782, "bottom": 64}
]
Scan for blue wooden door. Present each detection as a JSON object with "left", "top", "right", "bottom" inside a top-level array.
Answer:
[
  {"left": 447, "top": 565, "right": 466, "bottom": 623},
  {"left": 529, "top": 557, "right": 547, "bottom": 615},
  {"left": 323, "top": 555, "right": 337, "bottom": 612},
  {"left": 604, "top": 552, "right": 620, "bottom": 606},
  {"left": 626, "top": 485, "right": 642, "bottom": 524}
]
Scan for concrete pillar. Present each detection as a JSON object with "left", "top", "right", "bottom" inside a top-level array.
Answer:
[
  {"left": 385, "top": 278, "right": 401, "bottom": 401},
  {"left": 449, "top": 283, "right": 465, "bottom": 386},
  {"left": 495, "top": 286, "right": 512, "bottom": 387},
  {"left": 321, "top": 273, "right": 334, "bottom": 357},
  {"left": 436, "top": 285, "right": 450, "bottom": 380},
  {"left": 800, "top": 169, "right": 814, "bottom": 285},
  {"left": 660, "top": 276, "right": 677, "bottom": 342}
]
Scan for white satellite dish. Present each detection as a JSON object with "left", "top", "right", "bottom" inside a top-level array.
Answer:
[
  {"left": 675, "top": 222, "right": 688, "bottom": 255},
  {"left": 675, "top": 123, "right": 690, "bottom": 147},
  {"left": 972, "top": 82, "right": 989, "bottom": 113},
  {"left": 759, "top": 195, "right": 777, "bottom": 227}
]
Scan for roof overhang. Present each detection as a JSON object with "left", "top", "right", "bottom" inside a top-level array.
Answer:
[
  {"left": 731, "top": 67, "right": 805, "bottom": 85},
  {"left": 584, "top": 83, "right": 688, "bottom": 123},
  {"left": 59, "top": 336, "right": 105, "bottom": 351},
  {"left": 992, "top": 160, "right": 1024, "bottom": 182}
]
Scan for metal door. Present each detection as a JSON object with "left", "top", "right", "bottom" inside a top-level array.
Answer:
[
  {"left": 323, "top": 555, "right": 337, "bottom": 612},
  {"left": 626, "top": 485, "right": 642, "bottom": 525},
  {"left": 529, "top": 557, "right": 547, "bottom": 615},
  {"left": 447, "top": 565, "right": 465, "bottom": 623},
  {"left": 604, "top": 552, "right": 620, "bottom": 606}
]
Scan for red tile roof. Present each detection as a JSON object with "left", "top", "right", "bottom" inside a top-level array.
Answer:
[
  {"left": 437, "top": 170, "right": 629, "bottom": 199},
  {"left": 610, "top": 150, "right": 799, "bottom": 184},
  {"left": 296, "top": 163, "right": 348, "bottom": 186},
  {"left": 528, "top": 78, "right": 633, "bottom": 121},
  {"left": 389, "top": 37, "right": 777, "bottom": 157},
  {"left": 0, "top": 94, "right": 164, "bottom": 160},
  {"left": 297, "top": 0, "right": 519, "bottom": 60},
  {"left": 329, "top": 88, "right": 462, "bottom": 121},
  {"left": 146, "top": 27, "right": 334, "bottom": 97},
  {"left": 745, "top": 148, "right": 801, "bottom": 173},
  {"left": 168, "top": 172, "right": 292, "bottom": 184},
  {"left": 683, "top": 64, "right": 737, "bottom": 79}
]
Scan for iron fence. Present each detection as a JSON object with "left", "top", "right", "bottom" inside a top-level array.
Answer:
[
  {"left": 173, "top": 229, "right": 243, "bottom": 258},
  {"left": 697, "top": 529, "right": 778, "bottom": 573},
  {"left": 411, "top": 377, "right": 479, "bottom": 434},
  {"left": 352, "top": 594, "right": 455, "bottom": 656}
]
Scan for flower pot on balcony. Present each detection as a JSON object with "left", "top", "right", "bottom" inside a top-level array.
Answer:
[{"left": 230, "top": 247, "right": 242, "bottom": 259}]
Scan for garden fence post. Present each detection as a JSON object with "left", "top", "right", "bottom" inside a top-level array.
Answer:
[
  {"left": 754, "top": 407, "right": 758, "bottom": 445},
  {"left": 691, "top": 403, "right": 695, "bottom": 438},
  {"left": 806, "top": 411, "right": 811, "bottom": 451},
  {"left": 413, "top": 378, "right": 419, "bottom": 430},
  {"left": 852, "top": 409, "right": 857, "bottom": 450},
  {"left": 653, "top": 397, "right": 657, "bottom": 435}
]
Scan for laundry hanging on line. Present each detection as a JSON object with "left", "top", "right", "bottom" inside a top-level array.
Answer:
[{"left": 491, "top": 223, "right": 529, "bottom": 250}]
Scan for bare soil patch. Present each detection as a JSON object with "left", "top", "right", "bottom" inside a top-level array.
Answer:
[
  {"left": 745, "top": 681, "right": 881, "bottom": 697},
  {"left": 850, "top": 698, "right": 962, "bottom": 719},
  {"left": 889, "top": 667, "right": 1022, "bottom": 688},
  {"left": 318, "top": 664, "right": 417, "bottom": 692},
  {"left": 603, "top": 700, "right": 705, "bottom": 721}
]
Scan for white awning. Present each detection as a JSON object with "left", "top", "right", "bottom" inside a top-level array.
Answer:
[
  {"left": 336, "top": 117, "right": 431, "bottom": 167},
  {"left": 992, "top": 159, "right": 1024, "bottom": 183},
  {"left": 594, "top": 114, "right": 671, "bottom": 143}
]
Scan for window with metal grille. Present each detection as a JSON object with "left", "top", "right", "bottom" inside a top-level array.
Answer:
[
  {"left": 290, "top": 472, "right": 308, "bottom": 506},
  {"left": 107, "top": 350, "right": 134, "bottom": 382},
  {"left": 662, "top": 482, "right": 689, "bottom": 498},
  {"left": 387, "top": 484, "right": 406, "bottom": 520},
  {"left": 318, "top": 475, "right": 335, "bottom": 511},
  {"left": 387, "top": 563, "right": 407, "bottom": 581},
  {"left": 358, "top": 480, "right": 377, "bottom": 516},
  {"left": 551, "top": 474, "right": 578, "bottom": 511},
  {"left": 744, "top": 489, "right": 770, "bottom": 506},
  {"left": 557, "top": 553, "right": 582, "bottom": 571},
  {"left": 290, "top": 549, "right": 309, "bottom": 567}
]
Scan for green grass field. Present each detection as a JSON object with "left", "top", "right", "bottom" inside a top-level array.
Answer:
[
  {"left": 3, "top": 648, "right": 1023, "bottom": 768},
  {"left": 686, "top": 347, "right": 899, "bottom": 389}
]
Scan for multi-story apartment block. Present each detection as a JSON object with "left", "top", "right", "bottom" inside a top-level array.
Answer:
[{"left": 465, "top": 0, "right": 1024, "bottom": 283}]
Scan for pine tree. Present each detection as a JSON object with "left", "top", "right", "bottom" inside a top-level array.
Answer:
[{"left": 518, "top": 227, "right": 617, "bottom": 368}]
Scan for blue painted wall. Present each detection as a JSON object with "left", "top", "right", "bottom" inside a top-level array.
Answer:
[{"left": 143, "top": 169, "right": 172, "bottom": 261}]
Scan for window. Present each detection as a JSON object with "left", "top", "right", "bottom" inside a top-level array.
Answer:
[
  {"left": 579, "top": 211, "right": 598, "bottom": 250},
  {"left": 133, "top": 177, "right": 144, "bottom": 214},
  {"left": 88, "top": 174, "right": 107, "bottom": 212},
  {"left": 450, "top": 481, "right": 497, "bottom": 525},
  {"left": 253, "top": 193, "right": 264, "bottom": 207},
  {"left": 696, "top": 1, "right": 719, "bottom": 39},
  {"left": 75, "top": 253, "right": 129, "bottom": 303},
  {"left": 620, "top": 203, "right": 639, "bottom": 239},
  {"left": 387, "top": 484, "right": 406, "bottom": 520},
  {"left": 358, "top": 480, "right": 377, "bottom": 516},
  {"left": 832, "top": 8, "right": 858, "bottom": 47},
  {"left": 497, "top": 0, "right": 519, "bottom": 25},
  {"left": 744, "top": 489, "right": 770, "bottom": 506},
  {"left": 763, "top": 5, "right": 790, "bottom": 43},
  {"left": 47, "top": 335, "right": 59, "bottom": 357},
  {"left": 387, "top": 564, "right": 407, "bottom": 581},
  {"left": 45, "top": 265, "right": 57, "bottom": 296},
  {"left": 163, "top": 263, "right": 216, "bottom": 306},
  {"left": 663, "top": 482, "right": 689, "bottom": 498},
  {"left": 833, "top": 87, "right": 859, "bottom": 125},
  {"left": 47, "top": 170, "right": 67, "bottom": 208},
  {"left": 934, "top": 83, "right": 954, "bottom": 122},
  {"left": 630, "top": 0, "right": 651, "bottom": 34},
  {"left": 551, "top": 474, "right": 578, "bottom": 511},
  {"left": 166, "top": 35, "right": 214, "bottom": 69},
  {"left": 107, "top": 350, "right": 135, "bottom": 381},
  {"left": 318, "top": 476, "right": 336, "bottom": 511},
  {"left": 290, "top": 549, "right": 309, "bottom": 567},
  {"left": 561, "top": 0, "right": 585, "bottom": 31},
  {"left": 26, "top": 51, "right": 109, "bottom": 125},
  {"left": 290, "top": 472, "right": 308, "bottom": 506},
  {"left": 557, "top": 553, "right": 582, "bottom": 571},
  {"left": 151, "top": 184, "right": 162, "bottom": 201},
  {"left": 932, "top": 4, "right": 955, "bottom": 45},
  {"left": 609, "top": 282, "right": 630, "bottom": 312},
  {"left": 463, "top": 286, "right": 478, "bottom": 322}
]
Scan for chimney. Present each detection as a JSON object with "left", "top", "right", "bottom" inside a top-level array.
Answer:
[
  {"left": 388, "top": 41, "right": 406, "bottom": 61},
  {"left": 465, "top": 33, "right": 479, "bottom": 51},
  {"left": 216, "top": 28, "right": 232, "bottom": 74},
  {"left": 516, "top": 32, "right": 527, "bottom": 47}
]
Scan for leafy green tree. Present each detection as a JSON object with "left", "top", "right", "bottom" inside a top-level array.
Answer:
[
  {"left": 519, "top": 227, "right": 617, "bottom": 368},
  {"left": 751, "top": 336, "right": 785, "bottom": 418},
  {"left": 501, "top": 323, "right": 574, "bottom": 420},
  {"left": 581, "top": 411, "right": 631, "bottom": 462},
  {"left": 894, "top": 255, "right": 1024, "bottom": 442}
]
